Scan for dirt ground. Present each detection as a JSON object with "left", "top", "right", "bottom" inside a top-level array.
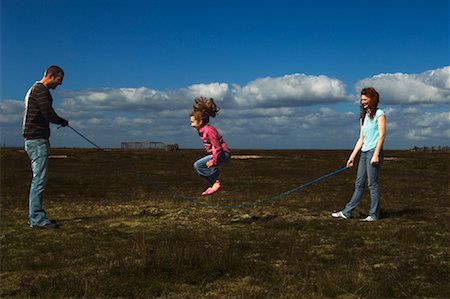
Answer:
[{"left": 1, "top": 148, "right": 449, "bottom": 298}]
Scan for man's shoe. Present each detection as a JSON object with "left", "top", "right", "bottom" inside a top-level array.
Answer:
[
  {"left": 31, "top": 222, "right": 59, "bottom": 229},
  {"left": 331, "top": 211, "right": 348, "bottom": 219},
  {"left": 361, "top": 216, "right": 377, "bottom": 222},
  {"left": 28, "top": 219, "right": 57, "bottom": 226}
]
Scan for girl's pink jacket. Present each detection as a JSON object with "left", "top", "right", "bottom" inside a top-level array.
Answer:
[{"left": 198, "top": 124, "right": 231, "bottom": 165}]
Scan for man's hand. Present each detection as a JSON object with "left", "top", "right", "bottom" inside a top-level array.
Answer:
[
  {"left": 60, "top": 118, "right": 69, "bottom": 127},
  {"left": 206, "top": 160, "right": 214, "bottom": 168}
]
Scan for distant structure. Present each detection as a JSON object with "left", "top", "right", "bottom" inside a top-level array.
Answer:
[
  {"left": 121, "top": 141, "right": 179, "bottom": 151},
  {"left": 410, "top": 146, "right": 450, "bottom": 152}
]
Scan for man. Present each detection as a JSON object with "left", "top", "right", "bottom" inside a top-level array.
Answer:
[{"left": 23, "top": 65, "right": 69, "bottom": 229}]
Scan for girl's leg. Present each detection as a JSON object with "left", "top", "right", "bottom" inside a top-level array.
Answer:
[
  {"left": 342, "top": 152, "right": 368, "bottom": 217},
  {"left": 207, "top": 152, "right": 231, "bottom": 185},
  {"left": 193, "top": 152, "right": 231, "bottom": 186},
  {"left": 193, "top": 155, "right": 219, "bottom": 186}
]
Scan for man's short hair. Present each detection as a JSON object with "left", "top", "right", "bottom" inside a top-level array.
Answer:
[{"left": 45, "top": 65, "right": 64, "bottom": 77}]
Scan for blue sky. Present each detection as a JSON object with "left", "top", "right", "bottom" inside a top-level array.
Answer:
[{"left": 1, "top": 0, "right": 449, "bottom": 149}]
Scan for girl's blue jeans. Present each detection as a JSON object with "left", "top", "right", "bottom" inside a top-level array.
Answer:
[
  {"left": 25, "top": 139, "right": 51, "bottom": 227},
  {"left": 193, "top": 152, "right": 231, "bottom": 185},
  {"left": 342, "top": 149, "right": 384, "bottom": 218}
]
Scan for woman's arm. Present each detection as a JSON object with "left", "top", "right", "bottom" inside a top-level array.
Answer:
[
  {"left": 347, "top": 123, "right": 364, "bottom": 168},
  {"left": 370, "top": 114, "right": 386, "bottom": 165}
]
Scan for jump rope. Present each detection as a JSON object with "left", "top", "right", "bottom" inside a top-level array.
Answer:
[{"left": 62, "top": 125, "right": 349, "bottom": 209}]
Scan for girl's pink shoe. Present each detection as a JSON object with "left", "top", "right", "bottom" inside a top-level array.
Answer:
[
  {"left": 202, "top": 187, "right": 211, "bottom": 195},
  {"left": 206, "top": 182, "right": 221, "bottom": 195}
]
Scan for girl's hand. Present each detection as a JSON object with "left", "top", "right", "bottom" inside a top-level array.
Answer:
[
  {"left": 346, "top": 157, "right": 354, "bottom": 168},
  {"left": 371, "top": 154, "right": 379, "bottom": 165},
  {"left": 206, "top": 160, "right": 214, "bottom": 168}
]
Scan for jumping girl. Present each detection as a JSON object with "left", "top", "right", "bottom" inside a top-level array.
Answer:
[
  {"left": 332, "top": 87, "right": 386, "bottom": 221},
  {"left": 190, "top": 97, "right": 231, "bottom": 195}
]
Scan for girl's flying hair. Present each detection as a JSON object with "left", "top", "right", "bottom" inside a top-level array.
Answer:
[{"left": 190, "top": 97, "right": 219, "bottom": 124}]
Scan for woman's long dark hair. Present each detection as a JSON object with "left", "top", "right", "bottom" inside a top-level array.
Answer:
[{"left": 360, "top": 87, "right": 379, "bottom": 125}]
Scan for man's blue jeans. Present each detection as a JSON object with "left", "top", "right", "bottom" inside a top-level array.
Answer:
[
  {"left": 25, "top": 139, "right": 51, "bottom": 226},
  {"left": 342, "top": 149, "right": 383, "bottom": 218},
  {"left": 193, "top": 152, "right": 231, "bottom": 185}
]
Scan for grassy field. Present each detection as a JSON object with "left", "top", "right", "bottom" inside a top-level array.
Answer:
[{"left": 1, "top": 148, "right": 449, "bottom": 298}]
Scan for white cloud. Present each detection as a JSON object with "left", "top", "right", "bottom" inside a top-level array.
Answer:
[
  {"left": 406, "top": 129, "right": 430, "bottom": 140},
  {"left": 86, "top": 118, "right": 102, "bottom": 125},
  {"left": 296, "top": 107, "right": 355, "bottom": 128},
  {"left": 186, "top": 83, "right": 233, "bottom": 104},
  {"left": 61, "top": 87, "right": 173, "bottom": 111},
  {"left": 0, "top": 100, "right": 23, "bottom": 123},
  {"left": 415, "top": 111, "right": 450, "bottom": 127},
  {"left": 2, "top": 69, "right": 449, "bottom": 149},
  {"left": 356, "top": 66, "right": 450, "bottom": 105},
  {"left": 234, "top": 73, "right": 348, "bottom": 107},
  {"left": 403, "top": 107, "right": 419, "bottom": 114},
  {"left": 405, "top": 111, "right": 450, "bottom": 142},
  {"left": 405, "top": 127, "right": 450, "bottom": 141},
  {"left": 231, "top": 107, "right": 296, "bottom": 119},
  {"left": 59, "top": 73, "right": 350, "bottom": 113},
  {"left": 385, "top": 109, "right": 450, "bottom": 146}
]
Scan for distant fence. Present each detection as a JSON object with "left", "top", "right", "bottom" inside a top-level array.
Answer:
[
  {"left": 121, "top": 141, "right": 179, "bottom": 151},
  {"left": 410, "top": 146, "right": 450, "bottom": 152}
]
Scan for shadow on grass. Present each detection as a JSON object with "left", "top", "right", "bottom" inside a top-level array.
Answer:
[{"left": 380, "top": 208, "right": 423, "bottom": 219}]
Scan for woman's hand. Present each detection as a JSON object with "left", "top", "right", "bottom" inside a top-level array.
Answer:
[
  {"left": 346, "top": 157, "right": 355, "bottom": 168},
  {"left": 370, "top": 153, "right": 380, "bottom": 165},
  {"left": 206, "top": 160, "right": 214, "bottom": 168}
]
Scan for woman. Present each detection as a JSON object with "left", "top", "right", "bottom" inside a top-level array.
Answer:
[{"left": 332, "top": 87, "right": 386, "bottom": 221}]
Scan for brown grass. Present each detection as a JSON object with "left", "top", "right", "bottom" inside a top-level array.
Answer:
[{"left": 1, "top": 148, "right": 449, "bottom": 298}]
